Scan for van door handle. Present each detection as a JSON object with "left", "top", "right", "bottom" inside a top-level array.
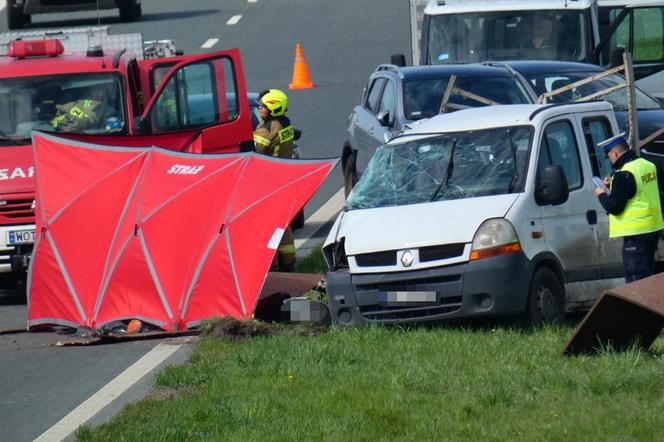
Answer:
[{"left": 586, "top": 210, "right": 597, "bottom": 225}]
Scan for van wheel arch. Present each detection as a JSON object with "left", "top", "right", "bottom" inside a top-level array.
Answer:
[{"left": 524, "top": 255, "right": 566, "bottom": 325}]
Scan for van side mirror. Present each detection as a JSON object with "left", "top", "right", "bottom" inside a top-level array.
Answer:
[
  {"left": 376, "top": 110, "right": 392, "bottom": 127},
  {"left": 536, "top": 165, "right": 569, "bottom": 205},
  {"left": 133, "top": 116, "right": 148, "bottom": 135}
]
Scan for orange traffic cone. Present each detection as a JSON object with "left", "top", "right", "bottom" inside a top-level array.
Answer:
[{"left": 289, "top": 42, "right": 315, "bottom": 90}]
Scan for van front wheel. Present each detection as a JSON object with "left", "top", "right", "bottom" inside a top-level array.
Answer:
[{"left": 525, "top": 267, "right": 565, "bottom": 325}]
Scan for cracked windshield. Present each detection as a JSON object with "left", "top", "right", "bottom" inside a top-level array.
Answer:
[
  {"left": 346, "top": 126, "right": 532, "bottom": 210},
  {"left": 0, "top": 73, "right": 125, "bottom": 141}
]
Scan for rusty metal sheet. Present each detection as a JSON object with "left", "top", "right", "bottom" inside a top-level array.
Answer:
[
  {"left": 563, "top": 273, "right": 664, "bottom": 355},
  {"left": 259, "top": 272, "right": 323, "bottom": 300}
]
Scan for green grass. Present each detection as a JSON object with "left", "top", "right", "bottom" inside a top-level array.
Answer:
[
  {"left": 78, "top": 324, "right": 664, "bottom": 441},
  {"left": 295, "top": 242, "right": 327, "bottom": 274}
]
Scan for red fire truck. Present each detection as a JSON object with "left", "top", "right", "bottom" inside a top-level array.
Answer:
[{"left": 0, "top": 27, "right": 254, "bottom": 287}]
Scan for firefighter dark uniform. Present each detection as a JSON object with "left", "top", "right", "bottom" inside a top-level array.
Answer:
[
  {"left": 596, "top": 133, "right": 664, "bottom": 282},
  {"left": 253, "top": 89, "right": 297, "bottom": 272}
]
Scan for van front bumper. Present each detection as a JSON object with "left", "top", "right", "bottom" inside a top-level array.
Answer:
[{"left": 326, "top": 252, "right": 534, "bottom": 326}]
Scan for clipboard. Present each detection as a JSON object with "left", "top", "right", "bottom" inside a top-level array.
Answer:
[{"left": 592, "top": 176, "right": 610, "bottom": 195}]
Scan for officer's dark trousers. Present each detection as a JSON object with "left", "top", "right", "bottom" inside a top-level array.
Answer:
[{"left": 622, "top": 231, "right": 662, "bottom": 283}]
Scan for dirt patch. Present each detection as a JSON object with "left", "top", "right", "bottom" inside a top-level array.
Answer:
[{"left": 204, "top": 317, "right": 278, "bottom": 342}]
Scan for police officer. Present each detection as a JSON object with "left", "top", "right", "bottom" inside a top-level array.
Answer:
[
  {"left": 594, "top": 132, "right": 664, "bottom": 282},
  {"left": 253, "top": 89, "right": 296, "bottom": 272}
]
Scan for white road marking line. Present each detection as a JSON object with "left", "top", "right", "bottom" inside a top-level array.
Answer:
[
  {"left": 34, "top": 343, "right": 181, "bottom": 442},
  {"left": 248, "top": 0, "right": 258, "bottom": 3},
  {"left": 227, "top": 15, "right": 242, "bottom": 25},
  {"left": 295, "top": 187, "right": 345, "bottom": 249},
  {"left": 201, "top": 38, "right": 219, "bottom": 49}
]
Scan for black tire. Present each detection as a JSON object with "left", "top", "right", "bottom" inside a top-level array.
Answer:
[
  {"left": 292, "top": 209, "right": 305, "bottom": 230},
  {"left": 119, "top": 0, "right": 140, "bottom": 22},
  {"left": 7, "top": 2, "right": 29, "bottom": 30},
  {"left": 525, "top": 267, "right": 565, "bottom": 325},
  {"left": 343, "top": 155, "right": 358, "bottom": 199}
]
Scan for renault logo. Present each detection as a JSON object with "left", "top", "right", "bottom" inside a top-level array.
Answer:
[{"left": 401, "top": 250, "right": 414, "bottom": 267}]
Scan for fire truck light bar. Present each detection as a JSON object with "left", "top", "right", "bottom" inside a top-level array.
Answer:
[{"left": 8, "top": 39, "right": 64, "bottom": 58}]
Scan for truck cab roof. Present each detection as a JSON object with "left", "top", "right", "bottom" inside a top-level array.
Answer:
[
  {"left": 403, "top": 101, "right": 614, "bottom": 136},
  {"left": 0, "top": 51, "right": 127, "bottom": 78},
  {"left": 424, "top": 0, "right": 596, "bottom": 14}
]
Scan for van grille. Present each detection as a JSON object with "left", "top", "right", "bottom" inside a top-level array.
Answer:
[
  {"left": 419, "top": 243, "right": 465, "bottom": 262},
  {"left": 355, "top": 250, "right": 396, "bottom": 267},
  {"left": 360, "top": 296, "right": 463, "bottom": 321}
]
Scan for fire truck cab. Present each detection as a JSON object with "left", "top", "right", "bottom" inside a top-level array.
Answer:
[{"left": 0, "top": 27, "right": 254, "bottom": 286}]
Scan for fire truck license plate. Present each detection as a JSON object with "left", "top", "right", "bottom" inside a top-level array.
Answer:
[{"left": 7, "top": 229, "right": 35, "bottom": 245}]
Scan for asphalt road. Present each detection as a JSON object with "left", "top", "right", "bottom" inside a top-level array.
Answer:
[{"left": 0, "top": 1, "right": 409, "bottom": 440}]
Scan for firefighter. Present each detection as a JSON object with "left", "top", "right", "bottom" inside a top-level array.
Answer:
[
  {"left": 50, "top": 84, "right": 120, "bottom": 133},
  {"left": 253, "top": 89, "right": 296, "bottom": 272}
]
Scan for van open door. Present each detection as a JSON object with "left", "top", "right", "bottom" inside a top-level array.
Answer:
[
  {"left": 135, "top": 48, "right": 254, "bottom": 153},
  {"left": 596, "top": 1, "right": 664, "bottom": 98}
]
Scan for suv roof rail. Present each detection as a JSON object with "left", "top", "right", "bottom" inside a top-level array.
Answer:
[
  {"left": 375, "top": 63, "right": 401, "bottom": 72},
  {"left": 481, "top": 61, "right": 520, "bottom": 77}
]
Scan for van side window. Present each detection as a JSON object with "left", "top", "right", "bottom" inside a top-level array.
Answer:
[
  {"left": 365, "top": 78, "right": 386, "bottom": 113},
  {"left": 582, "top": 118, "right": 613, "bottom": 178},
  {"left": 538, "top": 120, "right": 582, "bottom": 189}
]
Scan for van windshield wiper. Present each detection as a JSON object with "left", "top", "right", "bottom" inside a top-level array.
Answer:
[
  {"left": 430, "top": 138, "right": 457, "bottom": 202},
  {"left": 506, "top": 129, "right": 519, "bottom": 192}
]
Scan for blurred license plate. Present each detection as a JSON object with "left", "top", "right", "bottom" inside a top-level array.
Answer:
[
  {"left": 7, "top": 229, "right": 35, "bottom": 245},
  {"left": 378, "top": 291, "right": 437, "bottom": 306}
]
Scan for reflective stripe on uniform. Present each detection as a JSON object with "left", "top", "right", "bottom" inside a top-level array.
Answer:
[
  {"left": 69, "top": 105, "right": 90, "bottom": 119},
  {"left": 278, "top": 126, "right": 294, "bottom": 143},
  {"left": 253, "top": 134, "right": 271, "bottom": 146}
]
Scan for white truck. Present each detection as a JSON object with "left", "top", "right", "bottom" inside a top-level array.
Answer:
[
  {"left": 6, "top": 0, "right": 142, "bottom": 29},
  {"left": 323, "top": 101, "right": 661, "bottom": 326},
  {"left": 408, "top": 0, "right": 664, "bottom": 98}
]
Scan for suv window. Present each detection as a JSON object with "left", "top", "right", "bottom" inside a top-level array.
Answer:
[
  {"left": 538, "top": 120, "right": 582, "bottom": 189},
  {"left": 582, "top": 117, "right": 613, "bottom": 178},
  {"left": 378, "top": 82, "right": 396, "bottom": 124},
  {"left": 365, "top": 78, "right": 386, "bottom": 113}
]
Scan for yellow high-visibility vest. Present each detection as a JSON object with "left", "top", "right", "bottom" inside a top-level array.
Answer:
[{"left": 609, "top": 157, "right": 664, "bottom": 238}]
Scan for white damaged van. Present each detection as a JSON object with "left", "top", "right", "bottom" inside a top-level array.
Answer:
[{"left": 322, "top": 102, "right": 654, "bottom": 325}]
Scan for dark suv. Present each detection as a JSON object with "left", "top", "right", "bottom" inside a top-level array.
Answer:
[{"left": 342, "top": 63, "right": 534, "bottom": 197}]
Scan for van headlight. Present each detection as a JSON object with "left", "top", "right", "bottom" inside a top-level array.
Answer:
[{"left": 470, "top": 219, "right": 521, "bottom": 261}]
